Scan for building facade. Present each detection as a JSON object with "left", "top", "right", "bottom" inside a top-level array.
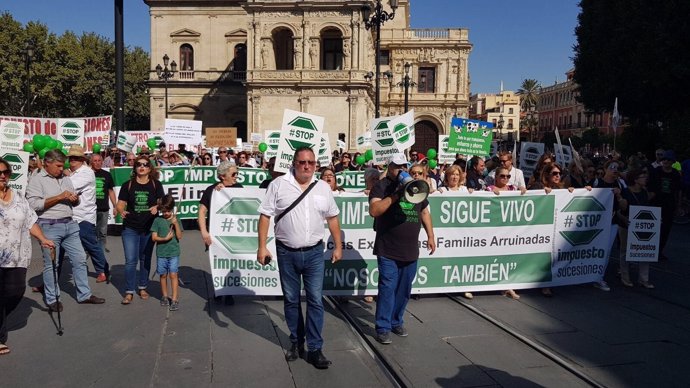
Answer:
[
  {"left": 537, "top": 69, "right": 615, "bottom": 141},
  {"left": 145, "top": 0, "right": 472, "bottom": 152},
  {"left": 469, "top": 90, "right": 521, "bottom": 143}
]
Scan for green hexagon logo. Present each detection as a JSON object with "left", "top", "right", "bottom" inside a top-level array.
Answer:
[
  {"left": 215, "top": 198, "right": 262, "bottom": 216},
  {"left": 60, "top": 121, "right": 81, "bottom": 142},
  {"left": 393, "top": 123, "right": 411, "bottom": 144},
  {"left": 2, "top": 122, "right": 23, "bottom": 139}
]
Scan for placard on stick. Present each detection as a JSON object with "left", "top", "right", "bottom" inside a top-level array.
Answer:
[{"left": 205, "top": 127, "right": 237, "bottom": 148}]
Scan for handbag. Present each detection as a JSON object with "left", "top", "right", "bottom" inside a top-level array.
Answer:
[{"left": 275, "top": 181, "right": 318, "bottom": 225}]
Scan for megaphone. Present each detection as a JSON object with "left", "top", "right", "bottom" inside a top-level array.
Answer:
[{"left": 397, "top": 171, "right": 430, "bottom": 204}]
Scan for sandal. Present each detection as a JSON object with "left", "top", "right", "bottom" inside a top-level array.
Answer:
[
  {"left": 138, "top": 290, "right": 150, "bottom": 300},
  {"left": 121, "top": 294, "right": 134, "bottom": 305},
  {"left": 0, "top": 344, "right": 10, "bottom": 356},
  {"left": 503, "top": 290, "right": 520, "bottom": 300}
]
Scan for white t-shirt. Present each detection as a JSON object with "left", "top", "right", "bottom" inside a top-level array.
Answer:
[{"left": 258, "top": 171, "right": 339, "bottom": 249}]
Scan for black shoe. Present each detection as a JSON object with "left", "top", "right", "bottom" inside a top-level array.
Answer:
[
  {"left": 79, "top": 295, "right": 105, "bottom": 304},
  {"left": 48, "top": 302, "right": 63, "bottom": 312},
  {"left": 306, "top": 349, "right": 332, "bottom": 369},
  {"left": 375, "top": 332, "right": 392, "bottom": 344},
  {"left": 285, "top": 343, "right": 305, "bottom": 361},
  {"left": 391, "top": 326, "right": 408, "bottom": 337}
]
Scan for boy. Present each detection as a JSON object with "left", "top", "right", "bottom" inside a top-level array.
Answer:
[{"left": 151, "top": 195, "right": 183, "bottom": 311}]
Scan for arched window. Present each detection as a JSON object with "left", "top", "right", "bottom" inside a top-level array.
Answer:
[
  {"left": 320, "top": 28, "right": 343, "bottom": 70},
  {"left": 272, "top": 29, "right": 294, "bottom": 70},
  {"left": 180, "top": 44, "right": 194, "bottom": 71}
]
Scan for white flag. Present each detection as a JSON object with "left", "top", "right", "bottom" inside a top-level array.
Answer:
[{"left": 612, "top": 97, "right": 620, "bottom": 129}]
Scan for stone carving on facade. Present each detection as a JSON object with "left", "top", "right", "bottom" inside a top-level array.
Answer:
[
  {"left": 294, "top": 38, "right": 302, "bottom": 69},
  {"left": 309, "top": 39, "right": 319, "bottom": 69},
  {"left": 311, "top": 11, "right": 344, "bottom": 18},
  {"left": 305, "top": 71, "right": 348, "bottom": 80},
  {"left": 418, "top": 47, "right": 433, "bottom": 62},
  {"left": 259, "top": 88, "right": 299, "bottom": 95},
  {"left": 260, "top": 39, "right": 270, "bottom": 69},
  {"left": 254, "top": 71, "right": 301, "bottom": 80},
  {"left": 342, "top": 39, "right": 351, "bottom": 69},
  {"left": 308, "top": 88, "right": 347, "bottom": 95},
  {"left": 262, "top": 11, "right": 297, "bottom": 18}
]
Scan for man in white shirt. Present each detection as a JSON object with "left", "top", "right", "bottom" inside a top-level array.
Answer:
[
  {"left": 68, "top": 146, "right": 110, "bottom": 283},
  {"left": 486, "top": 151, "right": 526, "bottom": 189},
  {"left": 257, "top": 147, "right": 342, "bottom": 370}
]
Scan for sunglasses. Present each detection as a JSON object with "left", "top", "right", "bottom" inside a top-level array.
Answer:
[
  {"left": 218, "top": 150, "right": 228, "bottom": 154},
  {"left": 230, "top": 172, "right": 238, "bottom": 177},
  {"left": 296, "top": 160, "right": 317, "bottom": 166},
  {"left": 498, "top": 174, "right": 511, "bottom": 178},
  {"left": 0, "top": 169, "right": 11, "bottom": 177},
  {"left": 551, "top": 171, "right": 561, "bottom": 176},
  {"left": 136, "top": 162, "right": 151, "bottom": 168},
  {"left": 410, "top": 171, "right": 424, "bottom": 176},
  {"left": 204, "top": 157, "right": 212, "bottom": 160},
  {"left": 127, "top": 158, "right": 136, "bottom": 162}
]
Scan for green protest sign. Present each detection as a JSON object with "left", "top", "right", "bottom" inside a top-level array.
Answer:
[{"left": 448, "top": 117, "right": 494, "bottom": 156}]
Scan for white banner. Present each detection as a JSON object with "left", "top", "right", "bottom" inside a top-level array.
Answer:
[
  {"left": 57, "top": 118, "right": 85, "bottom": 149},
  {"left": 389, "top": 109, "right": 415, "bottom": 151},
  {"left": 263, "top": 130, "right": 280, "bottom": 160},
  {"left": 0, "top": 148, "right": 30, "bottom": 196},
  {"left": 0, "top": 121, "right": 25, "bottom": 151},
  {"left": 274, "top": 109, "right": 324, "bottom": 174},
  {"left": 370, "top": 117, "right": 397, "bottom": 165},
  {"left": 626, "top": 205, "right": 661, "bottom": 262},
  {"left": 318, "top": 133, "right": 332, "bottom": 167},
  {"left": 164, "top": 119, "right": 203, "bottom": 146},
  {"left": 116, "top": 132, "right": 137, "bottom": 153},
  {"left": 438, "top": 135, "right": 455, "bottom": 164},
  {"left": 356, "top": 131, "right": 371, "bottom": 149}
]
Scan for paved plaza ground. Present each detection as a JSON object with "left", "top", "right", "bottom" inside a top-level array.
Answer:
[{"left": 2, "top": 224, "right": 690, "bottom": 387}]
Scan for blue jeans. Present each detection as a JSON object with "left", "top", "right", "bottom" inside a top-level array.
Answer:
[
  {"left": 277, "top": 242, "right": 325, "bottom": 351},
  {"left": 96, "top": 211, "right": 109, "bottom": 249},
  {"left": 157, "top": 256, "right": 180, "bottom": 275},
  {"left": 375, "top": 256, "right": 417, "bottom": 334},
  {"left": 78, "top": 221, "right": 110, "bottom": 275},
  {"left": 121, "top": 227, "right": 154, "bottom": 294},
  {"left": 39, "top": 221, "right": 92, "bottom": 304}
]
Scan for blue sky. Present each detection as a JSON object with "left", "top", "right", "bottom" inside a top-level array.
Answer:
[{"left": 2, "top": 0, "right": 580, "bottom": 94}]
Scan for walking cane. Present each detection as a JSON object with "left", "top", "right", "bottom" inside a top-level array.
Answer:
[{"left": 50, "top": 247, "right": 64, "bottom": 336}]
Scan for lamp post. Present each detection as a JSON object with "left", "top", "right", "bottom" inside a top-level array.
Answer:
[
  {"left": 23, "top": 41, "right": 34, "bottom": 117},
  {"left": 155, "top": 54, "right": 177, "bottom": 119},
  {"left": 363, "top": 0, "right": 398, "bottom": 118},
  {"left": 497, "top": 114, "right": 505, "bottom": 151},
  {"left": 396, "top": 62, "right": 417, "bottom": 113}
]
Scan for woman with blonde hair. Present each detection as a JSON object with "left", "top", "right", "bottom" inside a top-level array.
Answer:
[{"left": 438, "top": 164, "right": 472, "bottom": 194}]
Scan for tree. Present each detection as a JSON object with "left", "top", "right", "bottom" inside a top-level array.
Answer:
[
  {"left": 573, "top": 0, "right": 690, "bottom": 141},
  {"left": 0, "top": 12, "right": 149, "bottom": 130},
  {"left": 517, "top": 78, "right": 540, "bottom": 111}
]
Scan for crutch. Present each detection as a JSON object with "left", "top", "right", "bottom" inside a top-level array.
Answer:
[{"left": 50, "top": 247, "right": 64, "bottom": 336}]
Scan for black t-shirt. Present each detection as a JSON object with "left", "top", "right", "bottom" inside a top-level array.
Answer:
[
  {"left": 369, "top": 176, "right": 429, "bottom": 262},
  {"left": 118, "top": 179, "right": 165, "bottom": 232},
  {"left": 650, "top": 167, "right": 681, "bottom": 208},
  {"left": 258, "top": 178, "right": 272, "bottom": 189},
  {"left": 94, "top": 168, "right": 114, "bottom": 212},
  {"left": 200, "top": 182, "right": 243, "bottom": 229},
  {"left": 466, "top": 170, "right": 486, "bottom": 190}
]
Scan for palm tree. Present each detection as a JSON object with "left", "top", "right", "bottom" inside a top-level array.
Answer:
[{"left": 517, "top": 78, "right": 541, "bottom": 111}]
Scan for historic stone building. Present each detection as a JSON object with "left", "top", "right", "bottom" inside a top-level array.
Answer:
[{"left": 145, "top": 0, "right": 472, "bottom": 152}]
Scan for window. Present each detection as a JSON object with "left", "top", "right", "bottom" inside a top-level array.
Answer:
[
  {"left": 508, "top": 107, "right": 514, "bottom": 114},
  {"left": 577, "top": 112, "right": 582, "bottom": 127},
  {"left": 379, "top": 50, "right": 390, "bottom": 66},
  {"left": 508, "top": 119, "right": 514, "bottom": 129},
  {"left": 321, "top": 28, "right": 343, "bottom": 70},
  {"left": 418, "top": 67, "right": 435, "bottom": 93},
  {"left": 272, "top": 29, "right": 294, "bottom": 70},
  {"left": 180, "top": 44, "right": 194, "bottom": 70}
]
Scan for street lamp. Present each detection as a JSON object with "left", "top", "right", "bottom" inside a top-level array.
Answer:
[
  {"left": 23, "top": 41, "right": 34, "bottom": 117},
  {"left": 155, "top": 54, "right": 177, "bottom": 118},
  {"left": 363, "top": 0, "right": 398, "bottom": 118},
  {"left": 497, "top": 114, "right": 505, "bottom": 151},
  {"left": 396, "top": 62, "right": 417, "bottom": 113}
]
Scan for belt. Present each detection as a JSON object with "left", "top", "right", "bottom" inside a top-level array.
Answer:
[
  {"left": 276, "top": 239, "right": 323, "bottom": 252},
  {"left": 37, "top": 217, "right": 73, "bottom": 225}
]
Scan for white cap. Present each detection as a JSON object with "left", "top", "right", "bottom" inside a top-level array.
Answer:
[{"left": 388, "top": 153, "right": 408, "bottom": 166}]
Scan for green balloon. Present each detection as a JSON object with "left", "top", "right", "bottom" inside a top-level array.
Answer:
[
  {"left": 92, "top": 143, "right": 102, "bottom": 153},
  {"left": 47, "top": 138, "right": 59, "bottom": 150},
  {"left": 137, "top": 146, "right": 142, "bottom": 154},
  {"left": 147, "top": 138, "right": 157, "bottom": 149},
  {"left": 64, "top": 160, "right": 70, "bottom": 169},
  {"left": 62, "top": 148, "right": 69, "bottom": 156},
  {"left": 428, "top": 159, "right": 438, "bottom": 169},
  {"left": 33, "top": 135, "right": 48, "bottom": 151},
  {"left": 258, "top": 142, "right": 268, "bottom": 153},
  {"left": 355, "top": 155, "right": 366, "bottom": 165},
  {"left": 365, "top": 149, "right": 373, "bottom": 161},
  {"left": 23, "top": 142, "right": 35, "bottom": 153},
  {"left": 55, "top": 140, "right": 64, "bottom": 150},
  {"left": 38, "top": 148, "right": 48, "bottom": 159},
  {"left": 426, "top": 148, "right": 438, "bottom": 159}
]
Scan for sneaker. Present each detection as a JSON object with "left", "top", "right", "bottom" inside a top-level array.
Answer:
[
  {"left": 621, "top": 278, "right": 633, "bottom": 287},
  {"left": 160, "top": 297, "right": 170, "bottom": 307},
  {"left": 375, "top": 332, "right": 392, "bottom": 344},
  {"left": 593, "top": 280, "right": 611, "bottom": 292},
  {"left": 638, "top": 281, "right": 655, "bottom": 289},
  {"left": 169, "top": 300, "right": 179, "bottom": 311},
  {"left": 391, "top": 326, "right": 408, "bottom": 337},
  {"left": 96, "top": 273, "right": 108, "bottom": 283}
]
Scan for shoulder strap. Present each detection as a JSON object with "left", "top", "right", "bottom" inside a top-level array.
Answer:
[{"left": 275, "top": 181, "right": 319, "bottom": 225}]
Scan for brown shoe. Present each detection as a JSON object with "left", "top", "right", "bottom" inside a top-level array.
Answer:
[
  {"left": 48, "top": 302, "right": 63, "bottom": 312},
  {"left": 79, "top": 295, "right": 105, "bottom": 304},
  {"left": 138, "top": 289, "right": 150, "bottom": 300},
  {"left": 121, "top": 294, "right": 134, "bottom": 305}
]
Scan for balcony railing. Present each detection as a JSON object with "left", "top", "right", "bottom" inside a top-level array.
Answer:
[
  {"left": 179, "top": 70, "right": 194, "bottom": 80},
  {"left": 411, "top": 29, "right": 449, "bottom": 39}
]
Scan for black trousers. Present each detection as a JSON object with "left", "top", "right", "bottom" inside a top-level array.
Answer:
[{"left": 0, "top": 267, "right": 27, "bottom": 344}]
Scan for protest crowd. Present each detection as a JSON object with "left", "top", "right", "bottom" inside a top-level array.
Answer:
[{"left": 1, "top": 133, "right": 688, "bottom": 366}]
